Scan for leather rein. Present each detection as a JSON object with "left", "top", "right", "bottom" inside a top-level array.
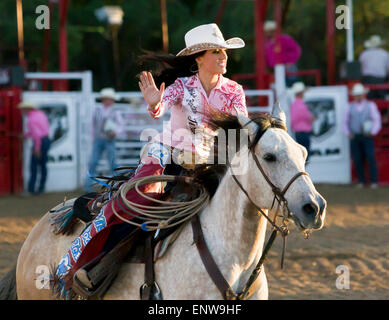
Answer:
[{"left": 191, "top": 131, "right": 309, "bottom": 300}]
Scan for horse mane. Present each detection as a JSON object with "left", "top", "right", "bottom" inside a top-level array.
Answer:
[
  {"left": 204, "top": 109, "right": 287, "bottom": 149},
  {"left": 193, "top": 110, "right": 287, "bottom": 197}
]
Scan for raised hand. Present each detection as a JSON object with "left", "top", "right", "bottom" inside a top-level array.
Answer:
[{"left": 138, "top": 71, "right": 165, "bottom": 109}]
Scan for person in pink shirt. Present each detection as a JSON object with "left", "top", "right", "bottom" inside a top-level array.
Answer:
[
  {"left": 264, "top": 20, "right": 301, "bottom": 86},
  {"left": 18, "top": 101, "right": 51, "bottom": 194},
  {"left": 55, "top": 23, "right": 248, "bottom": 294},
  {"left": 290, "top": 82, "right": 315, "bottom": 159},
  {"left": 342, "top": 83, "right": 382, "bottom": 188}
]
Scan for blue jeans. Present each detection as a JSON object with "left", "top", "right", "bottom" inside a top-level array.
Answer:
[
  {"left": 84, "top": 137, "right": 117, "bottom": 192},
  {"left": 295, "top": 132, "right": 311, "bottom": 160},
  {"left": 28, "top": 136, "right": 50, "bottom": 194},
  {"left": 350, "top": 134, "right": 378, "bottom": 184}
]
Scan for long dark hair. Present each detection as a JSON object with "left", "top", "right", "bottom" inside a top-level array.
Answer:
[{"left": 138, "top": 51, "right": 206, "bottom": 87}]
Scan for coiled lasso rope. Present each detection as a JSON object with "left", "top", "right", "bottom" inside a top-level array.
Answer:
[{"left": 111, "top": 175, "right": 210, "bottom": 231}]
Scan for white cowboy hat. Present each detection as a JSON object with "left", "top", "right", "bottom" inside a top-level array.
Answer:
[
  {"left": 18, "top": 101, "right": 37, "bottom": 109},
  {"left": 176, "top": 23, "right": 245, "bottom": 56},
  {"left": 291, "top": 81, "right": 306, "bottom": 94},
  {"left": 364, "top": 35, "right": 385, "bottom": 48},
  {"left": 264, "top": 20, "right": 277, "bottom": 32},
  {"left": 100, "top": 87, "right": 118, "bottom": 100},
  {"left": 350, "top": 83, "right": 369, "bottom": 96}
]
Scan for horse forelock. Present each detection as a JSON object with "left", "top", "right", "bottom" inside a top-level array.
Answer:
[{"left": 248, "top": 115, "right": 287, "bottom": 150}]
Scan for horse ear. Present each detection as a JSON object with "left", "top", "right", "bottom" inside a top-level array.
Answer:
[
  {"left": 271, "top": 101, "right": 287, "bottom": 125},
  {"left": 237, "top": 114, "right": 258, "bottom": 138}
]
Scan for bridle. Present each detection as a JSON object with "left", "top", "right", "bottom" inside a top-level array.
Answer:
[
  {"left": 232, "top": 150, "right": 308, "bottom": 234},
  {"left": 191, "top": 125, "right": 309, "bottom": 300}
]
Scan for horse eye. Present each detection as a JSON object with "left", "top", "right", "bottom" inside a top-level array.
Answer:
[{"left": 263, "top": 153, "right": 276, "bottom": 162}]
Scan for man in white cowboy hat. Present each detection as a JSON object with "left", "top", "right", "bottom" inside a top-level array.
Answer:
[
  {"left": 342, "top": 83, "right": 382, "bottom": 188},
  {"left": 264, "top": 20, "right": 301, "bottom": 86},
  {"left": 18, "top": 101, "right": 51, "bottom": 195},
  {"left": 84, "top": 87, "right": 125, "bottom": 192},
  {"left": 289, "top": 82, "right": 315, "bottom": 159},
  {"left": 359, "top": 35, "right": 389, "bottom": 99}
]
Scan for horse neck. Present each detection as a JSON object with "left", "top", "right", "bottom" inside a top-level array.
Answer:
[{"left": 200, "top": 163, "right": 269, "bottom": 270}]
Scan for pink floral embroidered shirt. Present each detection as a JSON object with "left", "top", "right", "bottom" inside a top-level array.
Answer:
[{"left": 149, "top": 74, "right": 247, "bottom": 152}]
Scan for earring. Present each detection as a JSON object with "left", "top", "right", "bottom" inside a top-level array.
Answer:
[{"left": 190, "top": 63, "right": 199, "bottom": 73}]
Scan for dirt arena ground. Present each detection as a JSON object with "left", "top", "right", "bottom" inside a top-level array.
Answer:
[{"left": 0, "top": 185, "right": 388, "bottom": 300}]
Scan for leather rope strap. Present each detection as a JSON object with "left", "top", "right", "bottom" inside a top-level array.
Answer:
[
  {"left": 192, "top": 214, "right": 279, "bottom": 300},
  {"left": 191, "top": 215, "right": 233, "bottom": 300},
  {"left": 145, "top": 236, "right": 154, "bottom": 287},
  {"left": 140, "top": 235, "right": 155, "bottom": 300},
  {"left": 237, "top": 228, "right": 278, "bottom": 300},
  {"left": 140, "top": 235, "right": 164, "bottom": 300}
]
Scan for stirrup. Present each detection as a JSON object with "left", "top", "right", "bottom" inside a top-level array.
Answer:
[
  {"left": 72, "top": 268, "right": 117, "bottom": 299},
  {"left": 74, "top": 269, "right": 93, "bottom": 289},
  {"left": 140, "top": 281, "right": 163, "bottom": 300}
]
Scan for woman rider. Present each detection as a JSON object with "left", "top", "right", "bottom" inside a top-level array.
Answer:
[{"left": 54, "top": 23, "right": 248, "bottom": 295}]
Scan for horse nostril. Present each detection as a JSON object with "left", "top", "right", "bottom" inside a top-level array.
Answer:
[
  {"left": 318, "top": 197, "right": 326, "bottom": 216},
  {"left": 302, "top": 203, "right": 318, "bottom": 216}
]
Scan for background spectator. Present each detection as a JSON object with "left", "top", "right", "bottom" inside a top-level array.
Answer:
[
  {"left": 290, "top": 82, "right": 315, "bottom": 160},
  {"left": 359, "top": 35, "right": 389, "bottom": 99},
  {"left": 84, "top": 88, "right": 125, "bottom": 192},
  {"left": 264, "top": 20, "right": 301, "bottom": 87},
  {"left": 18, "top": 101, "right": 51, "bottom": 195},
  {"left": 342, "top": 83, "right": 382, "bottom": 188}
]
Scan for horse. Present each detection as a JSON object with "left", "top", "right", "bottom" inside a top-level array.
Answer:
[{"left": 3, "top": 105, "right": 327, "bottom": 300}]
